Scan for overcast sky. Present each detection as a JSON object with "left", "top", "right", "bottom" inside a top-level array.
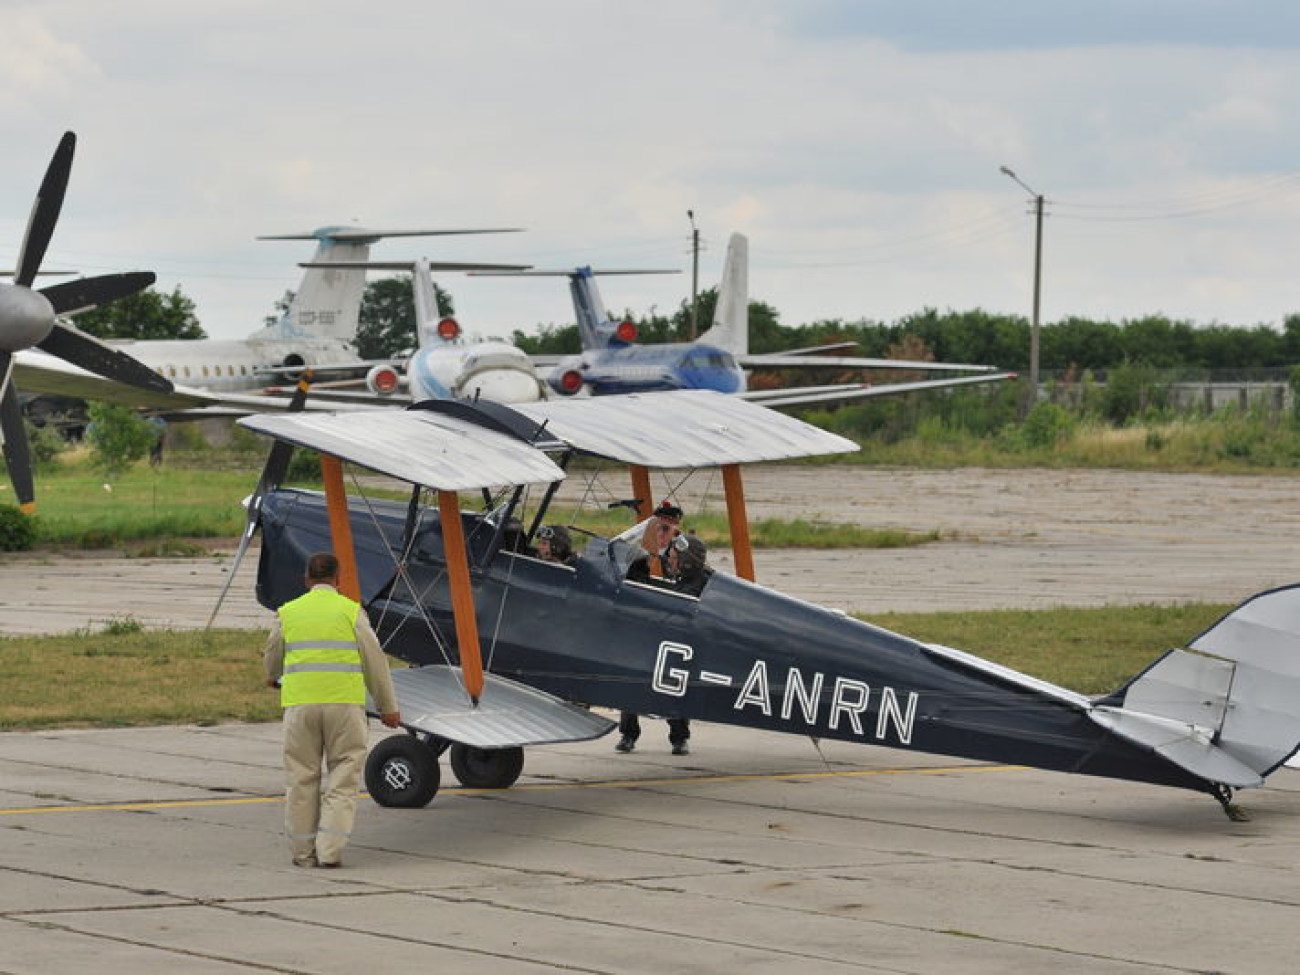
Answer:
[{"left": 5, "top": 1, "right": 1300, "bottom": 343}]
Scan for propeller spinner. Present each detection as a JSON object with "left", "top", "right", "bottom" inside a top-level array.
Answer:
[{"left": 0, "top": 132, "right": 172, "bottom": 513}]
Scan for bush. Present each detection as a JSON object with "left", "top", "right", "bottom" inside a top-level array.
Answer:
[
  {"left": 0, "top": 505, "right": 38, "bottom": 551},
  {"left": 1016, "top": 402, "right": 1076, "bottom": 450},
  {"left": 86, "top": 402, "right": 158, "bottom": 478},
  {"left": 25, "top": 419, "right": 68, "bottom": 472}
]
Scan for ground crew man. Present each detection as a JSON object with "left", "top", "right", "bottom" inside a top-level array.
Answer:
[{"left": 264, "top": 551, "right": 401, "bottom": 868}]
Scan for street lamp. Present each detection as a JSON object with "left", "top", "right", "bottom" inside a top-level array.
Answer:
[
  {"left": 686, "top": 210, "right": 700, "bottom": 340},
  {"left": 1000, "top": 165, "right": 1045, "bottom": 391}
]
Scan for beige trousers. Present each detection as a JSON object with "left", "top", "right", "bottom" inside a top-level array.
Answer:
[{"left": 282, "top": 703, "right": 367, "bottom": 865}]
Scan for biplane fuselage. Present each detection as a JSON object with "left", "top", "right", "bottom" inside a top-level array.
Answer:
[{"left": 256, "top": 488, "right": 1207, "bottom": 795}]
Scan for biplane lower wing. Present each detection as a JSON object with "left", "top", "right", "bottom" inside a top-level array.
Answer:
[{"left": 377, "top": 667, "right": 615, "bottom": 748}]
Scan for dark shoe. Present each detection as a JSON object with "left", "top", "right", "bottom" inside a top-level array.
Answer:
[
  {"left": 615, "top": 736, "right": 636, "bottom": 753},
  {"left": 671, "top": 742, "right": 689, "bottom": 756},
  {"left": 292, "top": 854, "right": 318, "bottom": 868},
  {"left": 316, "top": 860, "right": 342, "bottom": 869}
]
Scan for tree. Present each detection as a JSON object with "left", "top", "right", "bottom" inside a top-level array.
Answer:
[
  {"left": 353, "top": 276, "right": 454, "bottom": 359},
  {"left": 74, "top": 286, "right": 206, "bottom": 340},
  {"left": 85, "top": 401, "right": 158, "bottom": 478}
]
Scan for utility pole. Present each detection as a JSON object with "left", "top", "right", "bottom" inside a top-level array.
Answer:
[
  {"left": 1000, "top": 166, "right": 1045, "bottom": 392},
  {"left": 687, "top": 209, "right": 700, "bottom": 340}
]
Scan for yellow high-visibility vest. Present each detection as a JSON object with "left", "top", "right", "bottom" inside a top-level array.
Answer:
[{"left": 277, "top": 588, "right": 365, "bottom": 706}]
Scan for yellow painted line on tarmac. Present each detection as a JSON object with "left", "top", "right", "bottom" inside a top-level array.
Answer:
[{"left": 0, "top": 763, "right": 1023, "bottom": 817}]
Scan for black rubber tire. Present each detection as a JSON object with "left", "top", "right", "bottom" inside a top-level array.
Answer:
[
  {"left": 365, "top": 735, "right": 440, "bottom": 808},
  {"left": 449, "top": 744, "right": 525, "bottom": 789}
]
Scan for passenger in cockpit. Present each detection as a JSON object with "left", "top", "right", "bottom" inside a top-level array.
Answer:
[
  {"left": 536, "top": 524, "right": 577, "bottom": 566},
  {"left": 669, "top": 534, "right": 713, "bottom": 597}
]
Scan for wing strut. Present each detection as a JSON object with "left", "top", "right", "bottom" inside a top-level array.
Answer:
[
  {"left": 321, "top": 455, "right": 361, "bottom": 600},
  {"left": 437, "top": 490, "right": 486, "bottom": 705},
  {"left": 629, "top": 464, "right": 652, "bottom": 518},
  {"left": 722, "top": 464, "right": 755, "bottom": 582}
]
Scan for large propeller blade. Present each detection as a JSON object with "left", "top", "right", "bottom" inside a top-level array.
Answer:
[
  {"left": 207, "top": 374, "right": 314, "bottom": 628},
  {"left": 15, "top": 132, "right": 75, "bottom": 288},
  {"left": 0, "top": 381, "right": 35, "bottom": 511},
  {"left": 38, "top": 321, "right": 173, "bottom": 394},
  {"left": 39, "top": 272, "right": 157, "bottom": 317}
]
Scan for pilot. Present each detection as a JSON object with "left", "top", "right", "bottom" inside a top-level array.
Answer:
[
  {"left": 536, "top": 524, "right": 576, "bottom": 565},
  {"left": 264, "top": 551, "right": 401, "bottom": 869}
]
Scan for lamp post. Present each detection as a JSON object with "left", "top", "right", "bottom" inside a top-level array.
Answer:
[
  {"left": 1000, "top": 165, "right": 1045, "bottom": 392},
  {"left": 687, "top": 209, "right": 700, "bottom": 340}
]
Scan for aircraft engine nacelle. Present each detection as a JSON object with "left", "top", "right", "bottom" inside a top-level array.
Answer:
[
  {"left": 365, "top": 364, "right": 401, "bottom": 396},
  {"left": 552, "top": 368, "right": 586, "bottom": 397}
]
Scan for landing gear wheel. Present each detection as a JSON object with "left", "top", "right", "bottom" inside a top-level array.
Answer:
[
  {"left": 366, "top": 735, "right": 440, "bottom": 808},
  {"left": 449, "top": 744, "right": 525, "bottom": 789}
]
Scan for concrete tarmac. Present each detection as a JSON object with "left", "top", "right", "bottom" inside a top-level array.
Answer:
[{"left": 2, "top": 721, "right": 1297, "bottom": 974}]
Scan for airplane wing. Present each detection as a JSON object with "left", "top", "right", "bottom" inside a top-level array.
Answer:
[
  {"left": 241, "top": 408, "right": 564, "bottom": 490},
  {"left": 741, "top": 372, "right": 1017, "bottom": 410},
  {"left": 512, "top": 389, "right": 859, "bottom": 468},
  {"left": 238, "top": 390, "right": 857, "bottom": 483},
  {"left": 739, "top": 353, "right": 999, "bottom": 372},
  {"left": 13, "top": 349, "right": 388, "bottom": 415}
]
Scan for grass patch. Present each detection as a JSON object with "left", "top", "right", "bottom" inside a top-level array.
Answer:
[
  {"left": 0, "top": 626, "right": 282, "bottom": 731},
  {"left": 0, "top": 603, "right": 1230, "bottom": 730}
]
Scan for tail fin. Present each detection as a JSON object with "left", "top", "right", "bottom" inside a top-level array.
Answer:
[
  {"left": 696, "top": 232, "right": 748, "bottom": 355},
  {"left": 568, "top": 267, "right": 617, "bottom": 350},
  {"left": 469, "top": 266, "right": 678, "bottom": 352},
  {"left": 1090, "top": 585, "right": 1300, "bottom": 787},
  {"left": 255, "top": 226, "right": 523, "bottom": 346}
]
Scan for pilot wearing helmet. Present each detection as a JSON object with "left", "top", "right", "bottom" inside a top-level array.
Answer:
[
  {"left": 536, "top": 524, "right": 577, "bottom": 566},
  {"left": 668, "top": 533, "right": 713, "bottom": 597}
]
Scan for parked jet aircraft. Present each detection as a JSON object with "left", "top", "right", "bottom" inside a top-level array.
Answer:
[
  {"left": 11, "top": 226, "right": 528, "bottom": 413},
  {"left": 239, "top": 391, "right": 1300, "bottom": 821},
  {"left": 479, "top": 234, "right": 1015, "bottom": 407},
  {"left": 297, "top": 257, "right": 546, "bottom": 404},
  {"left": 1, "top": 131, "right": 171, "bottom": 511}
]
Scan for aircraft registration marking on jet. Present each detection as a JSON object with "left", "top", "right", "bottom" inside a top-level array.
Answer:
[{"left": 653, "top": 641, "right": 920, "bottom": 745}]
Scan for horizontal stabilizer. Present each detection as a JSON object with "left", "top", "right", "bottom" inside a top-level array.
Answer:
[
  {"left": 1090, "top": 706, "right": 1264, "bottom": 788},
  {"left": 377, "top": 666, "right": 615, "bottom": 748}
]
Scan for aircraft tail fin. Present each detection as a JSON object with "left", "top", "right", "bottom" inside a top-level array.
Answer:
[
  {"left": 697, "top": 232, "right": 748, "bottom": 355},
  {"left": 1090, "top": 585, "right": 1300, "bottom": 787}
]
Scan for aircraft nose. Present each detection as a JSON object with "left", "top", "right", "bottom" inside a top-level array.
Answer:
[{"left": 460, "top": 368, "right": 544, "bottom": 404}]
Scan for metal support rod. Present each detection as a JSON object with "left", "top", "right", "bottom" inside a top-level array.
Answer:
[{"left": 687, "top": 210, "right": 699, "bottom": 341}]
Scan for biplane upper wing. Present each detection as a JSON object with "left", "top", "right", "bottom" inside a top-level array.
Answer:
[
  {"left": 239, "top": 408, "right": 565, "bottom": 490},
  {"left": 512, "top": 389, "right": 860, "bottom": 468}
]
